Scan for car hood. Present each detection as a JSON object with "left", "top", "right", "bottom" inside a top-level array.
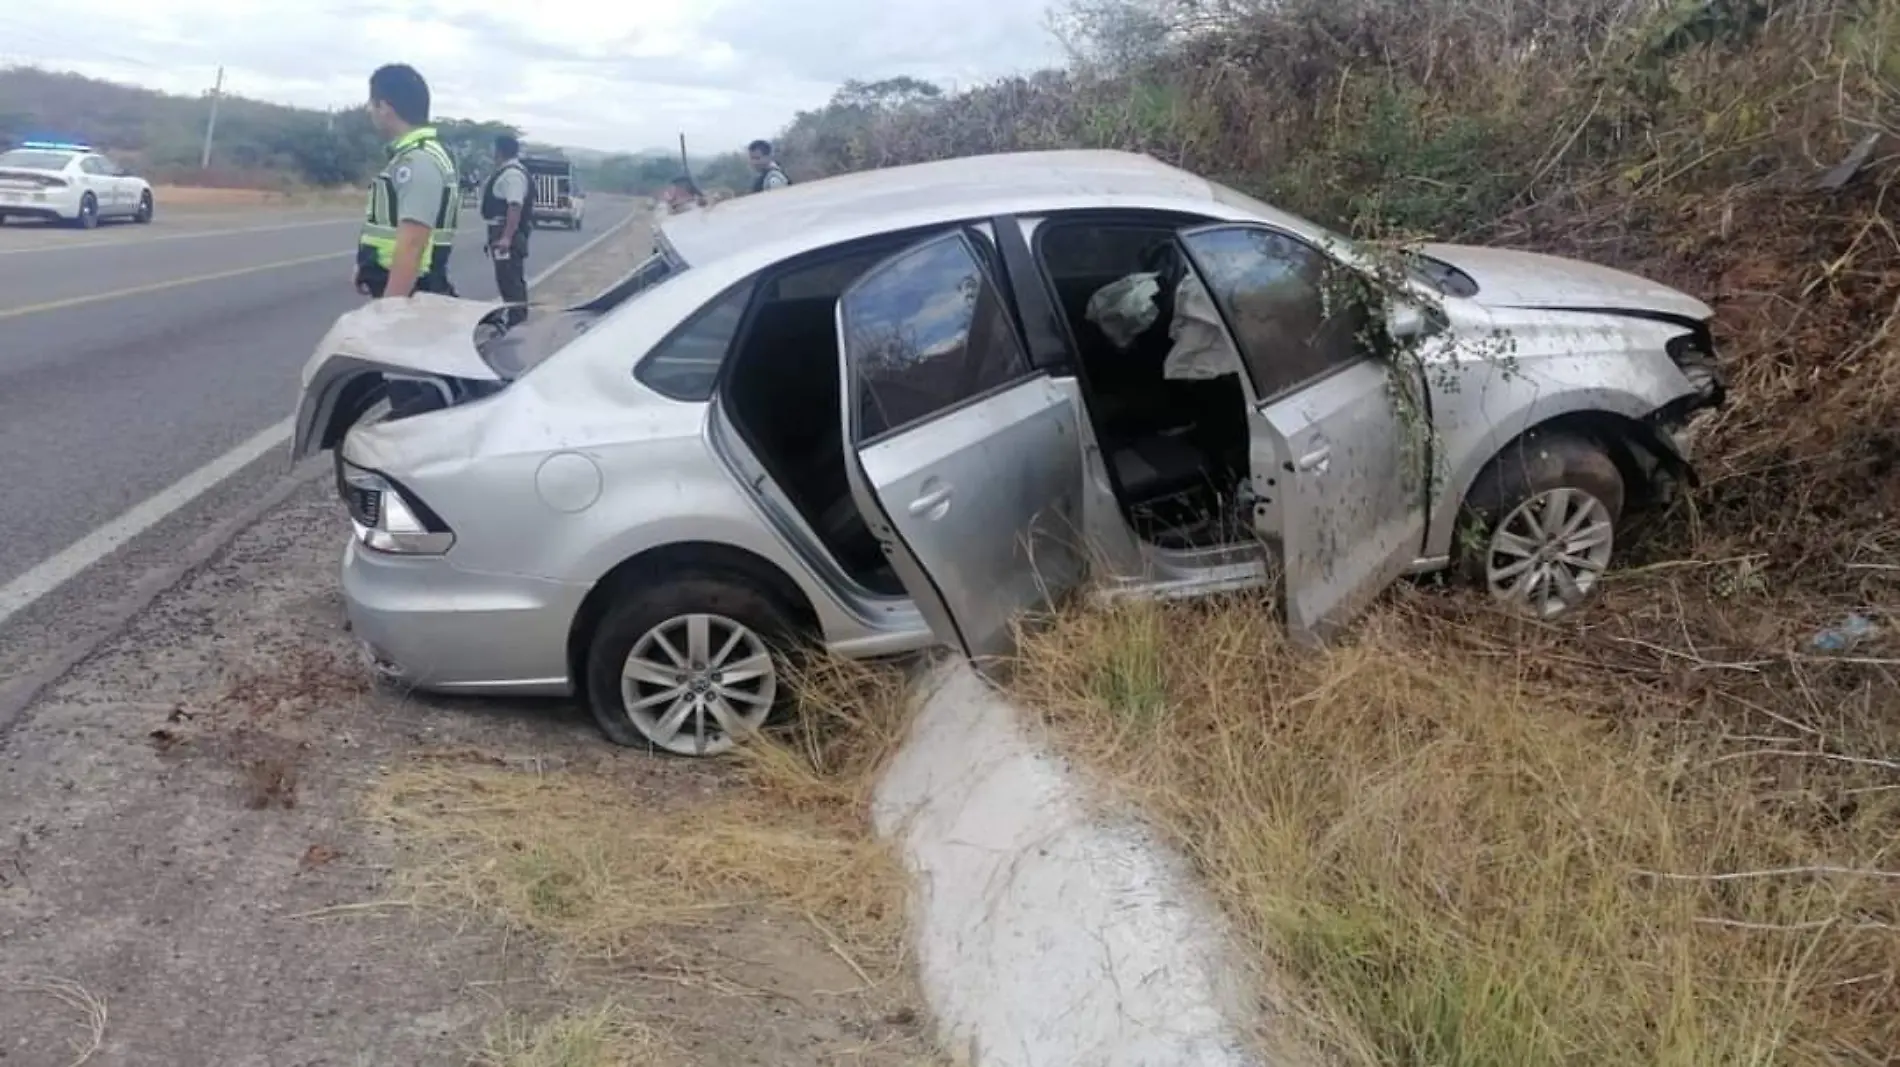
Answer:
[
  {"left": 291, "top": 295, "right": 504, "bottom": 461},
  {"left": 1418, "top": 243, "right": 1713, "bottom": 322}
]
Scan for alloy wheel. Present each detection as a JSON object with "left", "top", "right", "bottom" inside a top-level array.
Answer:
[
  {"left": 1483, "top": 487, "right": 1616, "bottom": 618},
  {"left": 619, "top": 612, "right": 777, "bottom": 756}
]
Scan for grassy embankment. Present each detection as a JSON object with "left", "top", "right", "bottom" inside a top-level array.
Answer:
[{"left": 782, "top": 0, "right": 1899, "bottom": 1062}]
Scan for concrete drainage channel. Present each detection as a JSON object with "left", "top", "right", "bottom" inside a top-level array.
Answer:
[{"left": 875, "top": 661, "right": 1263, "bottom": 1067}]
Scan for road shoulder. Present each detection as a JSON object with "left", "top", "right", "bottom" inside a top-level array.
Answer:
[{"left": 0, "top": 208, "right": 937, "bottom": 1065}]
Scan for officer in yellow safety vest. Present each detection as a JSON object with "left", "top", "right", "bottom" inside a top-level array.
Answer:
[{"left": 353, "top": 63, "right": 459, "bottom": 298}]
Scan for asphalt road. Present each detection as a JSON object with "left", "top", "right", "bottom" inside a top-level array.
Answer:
[{"left": 0, "top": 196, "right": 641, "bottom": 686}]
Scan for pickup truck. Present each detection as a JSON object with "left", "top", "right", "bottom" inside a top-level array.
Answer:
[{"left": 522, "top": 154, "right": 585, "bottom": 231}]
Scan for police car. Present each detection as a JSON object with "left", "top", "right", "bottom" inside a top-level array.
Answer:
[{"left": 0, "top": 140, "right": 155, "bottom": 229}]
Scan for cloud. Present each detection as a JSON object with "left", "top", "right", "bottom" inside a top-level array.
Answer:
[{"left": 1, "top": 0, "right": 1067, "bottom": 151}]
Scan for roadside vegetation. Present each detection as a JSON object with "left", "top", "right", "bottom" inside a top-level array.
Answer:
[
  {"left": 365, "top": 658, "right": 939, "bottom": 1066},
  {"left": 772, "top": 0, "right": 1899, "bottom": 1062},
  {"left": 1, "top": 66, "right": 522, "bottom": 190}
]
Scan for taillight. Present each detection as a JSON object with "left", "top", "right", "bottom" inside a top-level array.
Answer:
[{"left": 339, "top": 463, "right": 455, "bottom": 555}]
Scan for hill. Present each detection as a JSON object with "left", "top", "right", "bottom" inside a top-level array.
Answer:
[{"left": 0, "top": 65, "right": 521, "bottom": 190}]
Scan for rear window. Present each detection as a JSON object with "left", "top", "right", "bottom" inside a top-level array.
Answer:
[
  {"left": 0, "top": 150, "right": 74, "bottom": 170},
  {"left": 575, "top": 251, "right": 686, "bottom": 314}
]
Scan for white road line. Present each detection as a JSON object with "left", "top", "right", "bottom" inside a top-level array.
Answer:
[
  {"left": 0, "top": 418, "right": 293, "bottom": 627},
  {"left": 0, "top": 202, "right": 646, "bottom": 629},
  {"left": 0, "top": 216, "right": 358, "bottom": 256}
]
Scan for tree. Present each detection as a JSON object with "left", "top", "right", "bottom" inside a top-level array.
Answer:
[
  {"left": 436, "top": 118, "right": 526, "bottom": 186},
  {"left": 0, "top": 65, "right": 523, "bottom": 188}
]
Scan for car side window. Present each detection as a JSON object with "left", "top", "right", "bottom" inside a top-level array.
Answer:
[
  {"left": 1179, "top": 225, "right": 1372, "bottom": 400},
  {"left": 79, "top": 157, "right": 104, "bottom": 176},
  {"left": 841, "top": 232, "right": 1033, "bottom": 443},
  {"left": 635, "top": 279, "right": 757, "bottom": 402},
  {"left": 1038, "top": 223, "right": 1175, "bottom": 282}
]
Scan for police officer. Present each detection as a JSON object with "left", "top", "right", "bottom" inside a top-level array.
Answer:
[
  {"left": 747, "top": 139, "right": 789, "bottom": 192},
  {"left": 354, "top": 63, "right": 459, "bottom": 299},
  {"left": 481, "top": 134, "right": 532, "bottom": 324}
]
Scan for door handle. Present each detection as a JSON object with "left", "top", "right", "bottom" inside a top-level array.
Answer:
[
  {"left": 907, "top": 485, "right": 953, "bottom": 517},
  {"left": 1296, "top": 446, "right": 1332, "bottom": 473}
]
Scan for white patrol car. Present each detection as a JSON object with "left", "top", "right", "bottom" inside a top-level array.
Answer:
[{"left": 0, "top": 141, "right": 155, "bottom": 229}]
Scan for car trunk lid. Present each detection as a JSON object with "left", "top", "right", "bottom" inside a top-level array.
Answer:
[{"left": 290, "top": 294, "right": 508, "bottom": 462}]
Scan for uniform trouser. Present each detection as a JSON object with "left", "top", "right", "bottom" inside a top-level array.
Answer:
[{"left": 487, "top": 223, "right": 529, "bottom": 325}]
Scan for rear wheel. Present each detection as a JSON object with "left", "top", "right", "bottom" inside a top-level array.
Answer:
[
  {"left": 72, "top": 194, "right": 98, "bottom": 230},
  {"left": 583, "top": 572, "right": 804, "bottom": 756},
  {"left": 1458, "top": 431, "right": 1625, "bottom": 619}
]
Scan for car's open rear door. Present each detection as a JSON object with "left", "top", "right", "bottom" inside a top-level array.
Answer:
[{"left": 835, "top": 230, "right": 1087, "bottom": 661}]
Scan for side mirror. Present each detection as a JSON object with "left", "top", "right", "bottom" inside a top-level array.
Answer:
[{"left": 1385, "top": 300, "right": 1428, "bottom": 341}]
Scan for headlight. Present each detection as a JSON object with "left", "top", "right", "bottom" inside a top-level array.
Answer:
[{"left": 339, "top": 463, "right": 455, "bottom": 555}]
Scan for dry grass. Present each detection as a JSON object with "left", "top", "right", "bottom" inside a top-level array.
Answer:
[
  {"left": 1011, "top": 579, "right": 1898, "bottom": 1066},
  {"left": 474, "top": 1004, "right": 676, "bottom": 1067},
  {"left": 362, "top": 655, "right": 921, "bottom": 994},
  {"left": 0, "top": 974, "right": 107, "bottom": 1067},
  {"left": 150, "top": 184, "right": 360, "bottom": 210}
]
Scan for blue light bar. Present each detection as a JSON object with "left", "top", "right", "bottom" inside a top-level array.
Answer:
[{"left": 19, "top": 140, "right": 92, "bottom": 152}]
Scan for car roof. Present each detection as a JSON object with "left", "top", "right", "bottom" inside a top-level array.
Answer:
[{"left": 657, "top": 149, "right": 1312, "bottom": 268}]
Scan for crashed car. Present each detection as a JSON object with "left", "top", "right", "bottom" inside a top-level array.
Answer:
[{"left": 291, "top": 149, "right": 1725, "bottom": 756}]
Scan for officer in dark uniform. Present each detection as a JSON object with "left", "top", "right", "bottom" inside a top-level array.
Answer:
[
  {"left": 481, "top": 134, "right": 533, "bottom": 325},
  {"left": 354, "top": 63, "right": 459, "bottom": 299},
  {"left": 747, "top": 139, "right": 789, "bottom": 192}
]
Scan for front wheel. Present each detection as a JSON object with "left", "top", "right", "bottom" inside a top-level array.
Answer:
[
  {"left": 1458, "top": 431, "right": 1625, "bottom": 619},
  {"left": 583, "top": 573, "right": 803, "bottom": 756},
  {"left": 134, "top": 191, "right": 154, "bottom": 224}
]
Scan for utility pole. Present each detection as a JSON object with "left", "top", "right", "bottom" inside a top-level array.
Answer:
[{"left": 199, "top": 66, "right": 224, "bottom": 170}]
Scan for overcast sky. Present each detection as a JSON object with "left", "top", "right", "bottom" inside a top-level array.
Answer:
[{"left": 2, "top": 0, "right": 1069, "bottom": 153}]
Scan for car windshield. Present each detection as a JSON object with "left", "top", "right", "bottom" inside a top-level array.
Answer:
[
  {"left": 1207, "top": 178, "right": 1450, "bottom": 295},
  {"left": 0, "top": 150, "right": 74, "bottom": 170}
]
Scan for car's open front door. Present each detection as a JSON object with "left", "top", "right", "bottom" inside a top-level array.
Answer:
[
  {"left": 836, "top": 229, "right": 1087, "bottom": 661},
  {"left": 1175, "top": 223, "right": 1430, "bottom": 642}
]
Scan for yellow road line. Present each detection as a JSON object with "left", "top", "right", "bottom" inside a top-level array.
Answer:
[{"left": 0, "top": 251, "right": 352, "bottom": 321}]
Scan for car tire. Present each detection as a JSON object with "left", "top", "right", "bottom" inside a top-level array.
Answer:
[
  {"left": 1457, "top": 430, "right": 1625, "bottom": 619},
  {"left": 134, "top": 191, "right": 153, "bottom": 224},
  {"left": 73, "top": 194, "right": 98, "bottom": 230},
  {"left": 583, "top": 572, "right": 804, "bottom": 757}
]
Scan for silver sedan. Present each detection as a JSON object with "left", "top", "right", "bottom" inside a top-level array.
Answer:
[{"left": 292, "top": 149, "right": 1726, "bottom": 756}]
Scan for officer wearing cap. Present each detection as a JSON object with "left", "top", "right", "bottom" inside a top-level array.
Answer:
[
  {"left": 481, "top": 134, "right": 532, "bottom": 324},
  {"left": 354, "top": 63, "right": 460, "bottom": 298}
]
